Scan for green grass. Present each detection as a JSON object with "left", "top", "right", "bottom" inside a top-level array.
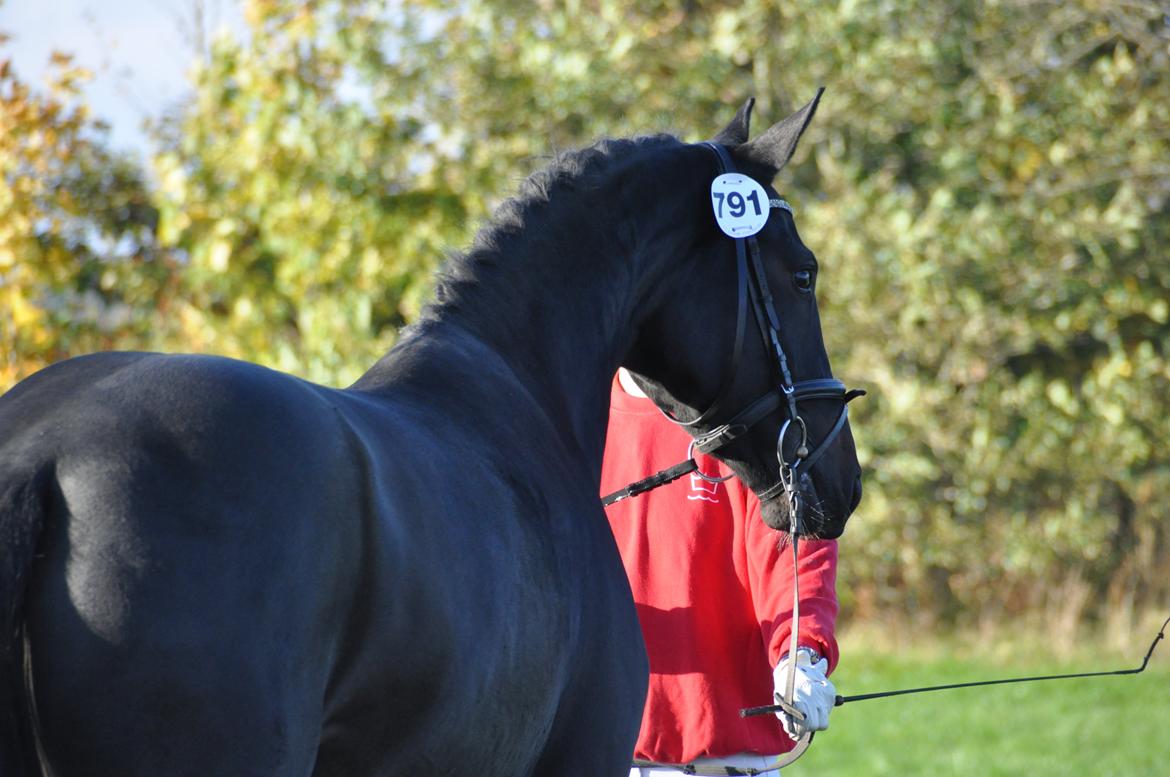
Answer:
[{"left": 783, "top": 631, "right": 1170, "bottom": 776}]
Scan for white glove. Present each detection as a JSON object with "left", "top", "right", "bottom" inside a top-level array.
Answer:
[{"left": 772, "top": 650, "right": 836, "bottom": 741}]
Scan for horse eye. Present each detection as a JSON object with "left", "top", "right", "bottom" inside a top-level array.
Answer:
[{"left": 793, "top": 270, "right": 814, "bottom": 293}]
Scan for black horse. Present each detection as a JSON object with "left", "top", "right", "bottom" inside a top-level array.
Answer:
[{"left": 1, "top": 96, "right": 861, "bottom": 776}]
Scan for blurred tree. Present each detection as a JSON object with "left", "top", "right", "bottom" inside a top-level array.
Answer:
[
  {"left": 758, "top": 0, "right": 1170, "bottom": 631},
  {"left": 0, "top": 37, "right": 172, "bottom": 388},
  {"left": 7, "top": 0, "right": 1167, "bottom": 632},
  {"left": 152, "top": 0, "right": 469, "bottom": 384}
]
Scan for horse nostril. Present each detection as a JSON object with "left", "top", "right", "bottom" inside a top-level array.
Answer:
[{"left": 849, "top": 476, "right": 863, "bottom": 512}]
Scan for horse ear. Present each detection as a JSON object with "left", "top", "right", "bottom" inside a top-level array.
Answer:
[
  {"left": 735, "top": 88, "right": 824, "bottom": 180},
  {"left": 712, "top": 98, "right": 755, "bottom": 146}
]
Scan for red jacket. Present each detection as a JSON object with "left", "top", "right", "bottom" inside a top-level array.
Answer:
[{"left": 601, "top": 379, "right": 840, "bottom": 763}]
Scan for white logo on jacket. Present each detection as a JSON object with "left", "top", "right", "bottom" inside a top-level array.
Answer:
[{"left": 687, "top": 473, "right": 721, "bottom": 503}]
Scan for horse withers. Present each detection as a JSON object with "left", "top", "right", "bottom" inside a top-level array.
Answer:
[{"left": 0, "top": 95, "right": 861, "bottom": 776}]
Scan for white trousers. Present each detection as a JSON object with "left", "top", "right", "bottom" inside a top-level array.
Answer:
[{"left": 629, "top": 752, "right": 777, "bottom": 776}]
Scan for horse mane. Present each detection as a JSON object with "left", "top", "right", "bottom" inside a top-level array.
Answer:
[{"left": 416, "top": 133, "right": 685, "bottom": 329}]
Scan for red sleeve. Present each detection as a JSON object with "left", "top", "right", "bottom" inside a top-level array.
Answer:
[{"left": 741, "top": 491, "right": 840, "bottom": 674}]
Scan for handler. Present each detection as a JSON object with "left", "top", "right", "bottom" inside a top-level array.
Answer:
[{"left": 602, "top": 368, "right": 840, "bottom": 775}]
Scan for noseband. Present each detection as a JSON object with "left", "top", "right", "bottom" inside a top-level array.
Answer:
[{"left": 602, "top": 143, "right": 864, "bottom": 531}]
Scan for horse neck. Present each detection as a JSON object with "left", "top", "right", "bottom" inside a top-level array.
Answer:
[
  {"left": 360, "top": 149, "right": 703, "bottom": 473},
  {"left": 432, "top": 217, "right": 638, "bottom": 470}
]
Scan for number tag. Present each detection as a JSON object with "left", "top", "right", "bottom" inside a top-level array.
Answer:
[{"left": 711, "top": 173, "right": 769, "bottom": 238}]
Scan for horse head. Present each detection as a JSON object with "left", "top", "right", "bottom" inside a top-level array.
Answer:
[{"left": 623, "top": 92, "right": 863, "bottom": 539}]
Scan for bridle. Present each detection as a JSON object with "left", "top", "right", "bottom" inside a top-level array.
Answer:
[{"left": 602, "top": 141, "right": 864, "bottom": 523}]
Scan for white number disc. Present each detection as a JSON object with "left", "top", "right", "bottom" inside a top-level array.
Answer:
[{"left": 710, "top": 173, "right": 770, "bottom": 238}]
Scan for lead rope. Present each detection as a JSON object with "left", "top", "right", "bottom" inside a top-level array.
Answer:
[
  {"left": 780, "top": 490, "right": 804, "bottom": 726},
  {"left": 784, "top": 535, "right": 800, "bottom": 713}
]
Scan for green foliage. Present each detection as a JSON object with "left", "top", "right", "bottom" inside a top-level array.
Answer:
[
  {"left": 152, "top": 0, "right": 469, "bottom": 384},
  {"left": 766, "top": 0, "right": 1170, "bottom": 628},
  {"left": 3, "top": 0, "right": 1167, "bottom": 628},
  {"left": 0, "top": 45, "right": 172, "bottom": 386}
]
